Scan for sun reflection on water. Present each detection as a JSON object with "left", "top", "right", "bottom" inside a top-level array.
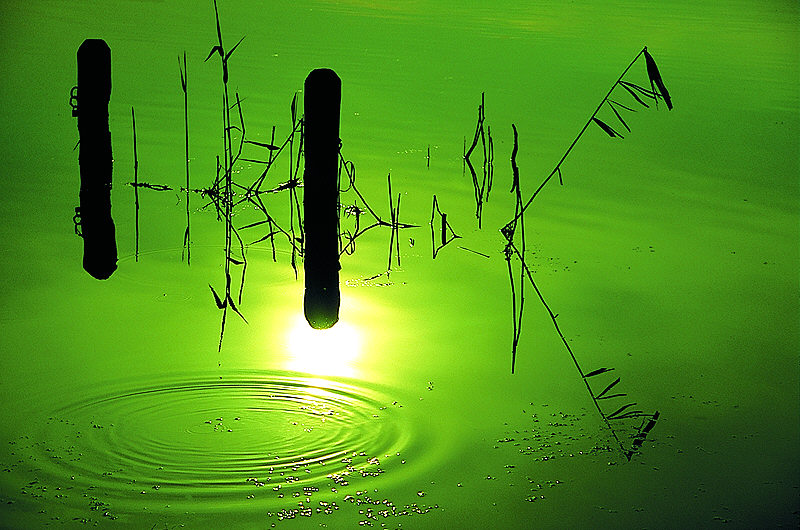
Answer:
[{"left": 285, "top": 313, "right": 363, "bottom": 378}]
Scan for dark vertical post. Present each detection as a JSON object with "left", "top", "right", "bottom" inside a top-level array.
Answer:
[
  {"left": 303, "top": 68, "right": 341, "bottom": 329},
  {"left": 76, "top": 39, "right": 117, "bottom": 280}
]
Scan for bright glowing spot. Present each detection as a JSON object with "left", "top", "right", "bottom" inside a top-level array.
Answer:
[{"left": 286, "top": 314, "right": 362, "bottom": 378}]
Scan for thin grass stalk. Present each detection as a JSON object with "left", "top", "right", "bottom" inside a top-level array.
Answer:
[
  {"left": 179, "top": 52, "right": 191, "bottom": 265},
  {"left": 394, "top": 193, "right": 401, "bottom": 267},
  {"left": 507, "top": 123, "right": 526, "bottom": 374},
  {"left": 131, "top": 106, "right": 139, "bottom": 262},
  {"left": 387, "top": 173, "right": 395, "bottom": 272},
  {"left": 515, "top": 131, "right": 525, "bottom": 376}
]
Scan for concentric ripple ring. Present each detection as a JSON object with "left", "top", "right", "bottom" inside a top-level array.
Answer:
[{"left": 31, "top": 370, "right": 415, "bottom": 514}]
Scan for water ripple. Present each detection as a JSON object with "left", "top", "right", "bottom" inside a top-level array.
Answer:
[{"left": 18, "top": 371, "right": 420, "bottom": 521}]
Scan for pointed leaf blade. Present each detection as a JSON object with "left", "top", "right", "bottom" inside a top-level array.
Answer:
[
  {"left": 251, "top": 232, "right": 280, "bottom": 245},
  {"left": 244, "top": 140, "right": 280, "bottom": 150},
  {"left": 618, "top": 81, "right": 650, "bottom": 108},
  {"left": 225, "top": 36, "right": 246, "bottom": 61},
  {"left": 607, "top": 102, "right": 631, "bottom": 133},
  {"left": 226, "top": 293, "right": 248, "bottom": 323},
  {"left": 209, "top": 284, "right": 225, "bottom": 309},
  {"left": 205, "top": 45, "right": 222, "bottom": 62},
  {"left": 644, "top": 49, "right": 673, "bottom": 110},
  {"left": 593, "top": 117, "right": 623, "bottom": 138},
  {"left": 608, "top": 99, "right": 637, "bottom": 113},
  {"left": 596, "top": 377, "right": 621, "bottom": 399},
  {"left": 584, "top": 367, "right": 614, "bottom": 378},
  {"left": 606, "top": 402, "right": 638, "bottom": 420},
  {"left": 239, "top": 219, "right": 269, "bottom": 230},
  {"left": 597, "top": 393, "right": 628, "bottom": 400}
]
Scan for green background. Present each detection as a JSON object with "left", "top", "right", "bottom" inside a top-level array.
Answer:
[{"left": 0, "top": 1, "right": 797, "bottom": 527}]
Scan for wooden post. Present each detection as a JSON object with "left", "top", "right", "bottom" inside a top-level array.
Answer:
[
  {"left": 76, "top": 39, "right": 117, "bottom": 280},
  {"left": 303, "top": 68, "right": 341, "bottom": 329}
]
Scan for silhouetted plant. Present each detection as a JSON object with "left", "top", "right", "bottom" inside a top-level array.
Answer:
[
  {"left": 204, "top": 0, "right": 248, "bottom": 350},
  {"left": 503, "top": 46, "right": 672, "bottom": 230},
  {"left": 463, "top": 92, "right": 494, "bottom": 228},
  {"left": 126, "top": 1, "right": 420, "bottom": 344},
  {"left": 119, "top": 7, "right": 671, "bottom": 457},
  {"left": 501, "top": 47, "right": 670, "bottom": 459}
]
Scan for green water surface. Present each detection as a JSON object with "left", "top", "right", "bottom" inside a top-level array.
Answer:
[{"left": 0, "top": 1, "right": 797, "bottom": 528}]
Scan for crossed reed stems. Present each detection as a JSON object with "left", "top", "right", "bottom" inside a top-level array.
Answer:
[{"left": 500, "top": 46, "right": 670, "bottom": 459}]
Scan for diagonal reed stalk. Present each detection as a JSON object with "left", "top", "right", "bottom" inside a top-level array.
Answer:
[
  {"left": 503, "top": 46, "right": 670, "bottom": 232},
  {"left": 501, "top": 47, "right": 671, "bottom": 458}
]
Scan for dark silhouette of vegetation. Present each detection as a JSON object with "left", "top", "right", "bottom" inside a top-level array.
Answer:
[
  {"left": 102, "top": 4, "right": 670, "bottom": 461},
  {"left": 500, "top": 46, "right": 671, "bottom": 459},
  {"left": 131, "top": 107, "right": 139, "bottom": 262},
  {"left": 179, "top": 51, "right": 191, "bottom": 264},
  {"left": 126, "top": 1, "right": 416, "bottom": 345},
  {"left": 463, "top": 92, "right": 494, "bottom": 228},
  {"left": 430, "top": 195, "right": 460, "bottom": 259}
]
